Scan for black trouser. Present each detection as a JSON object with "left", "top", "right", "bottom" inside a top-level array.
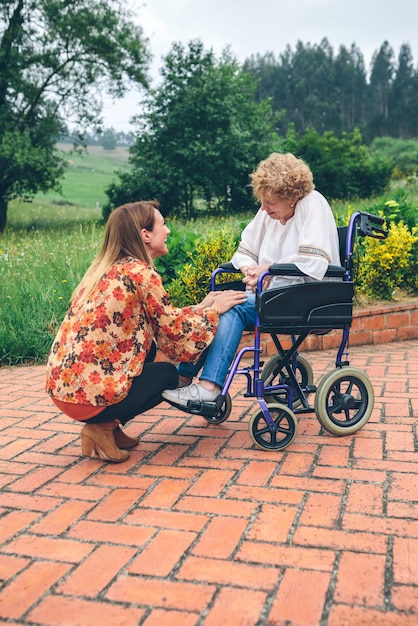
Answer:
[{"left": 86, "top": 345, "right": 178, "bottom": 425}]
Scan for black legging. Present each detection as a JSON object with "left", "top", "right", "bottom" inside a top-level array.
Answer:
[{"left": 86, "top": 345, "right": 178, "bottom": 425}]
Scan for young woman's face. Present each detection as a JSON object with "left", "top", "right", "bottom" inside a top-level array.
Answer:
[{"left": 143, "top": 209, "right": 171, "bottom": 259}]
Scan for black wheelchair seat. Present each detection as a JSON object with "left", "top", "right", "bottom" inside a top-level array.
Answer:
[{"left": 257, "top": 280, "right": 354, "bottom": 334}]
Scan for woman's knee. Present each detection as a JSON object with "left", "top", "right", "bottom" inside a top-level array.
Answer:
[{"left": 160, "top": 362, "right": 179, "bottom": 389}]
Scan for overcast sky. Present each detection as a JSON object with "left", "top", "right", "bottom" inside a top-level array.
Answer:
[{"left": 103, "top": 0, "right": 418, "bottom": 131}]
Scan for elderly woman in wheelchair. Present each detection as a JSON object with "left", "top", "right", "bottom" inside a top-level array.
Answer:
[{"left": 163, "top": 152, "right": 386, "bottom": 450}]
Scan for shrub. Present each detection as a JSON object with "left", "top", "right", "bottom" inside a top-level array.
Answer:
[
  {"left": 283, "top": 126, "right": 393, "bottom": 200},
  {"left": 400, "top": 238, "right": 418, "bottom": 293},
  {"left": 370, "top": 137, "right": 418, "bottom": 179},
  {"left": 154, "top": 224, "right": 196, "bottom": 286},
  {"left": 356, "top": 220, "right": 418, "bottom": 300},
  {"left": 168, "top": 227, "right": 240, "bottom": 306},
  {"left": 367, "top": 188, "right": 417, "bottom": 229}
]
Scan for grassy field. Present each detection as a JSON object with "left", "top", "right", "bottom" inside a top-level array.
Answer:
[
  {"left": 34, "top": 143, "right": 130, "bottom": 209},
  {"left": 7, "top": 144, "right": 130, "bottom": 230}
]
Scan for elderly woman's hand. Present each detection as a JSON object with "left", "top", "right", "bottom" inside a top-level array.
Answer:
[{"left": 242, "top": 264, "right": 270, "bottom": 291}]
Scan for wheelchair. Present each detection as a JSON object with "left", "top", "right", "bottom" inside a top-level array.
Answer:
[{"left": 167, "top": 211, "right": 387, "bottom": 451}]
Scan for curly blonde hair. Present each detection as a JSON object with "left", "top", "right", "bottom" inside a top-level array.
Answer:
[{"left": 250, "top": 153, "right": 314, "bottom": 202}]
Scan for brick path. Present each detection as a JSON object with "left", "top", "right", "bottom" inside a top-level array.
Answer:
[{"left": 0, "top": 339, "right": 417, "bottom": 626}]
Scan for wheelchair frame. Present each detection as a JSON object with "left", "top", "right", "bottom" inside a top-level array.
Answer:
[{"left": 168, "top": 211, "right": 387, "bottom": 451}]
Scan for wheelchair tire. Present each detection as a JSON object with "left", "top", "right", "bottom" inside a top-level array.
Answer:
[
  {"left": 314, "top": 367, "right": 374, "bottom": 436},
  {"left": 261, "top": 353, "right": 313, "bottom": 409},
  {"left": 249, "top": 403, "right": 298, "bottom": 451},
  {"left": 202, "top": 392, "right": 232, "bottom": 424}
]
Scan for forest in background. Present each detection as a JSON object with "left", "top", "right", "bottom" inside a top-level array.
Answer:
[{"left": 243, "top": 39, "right": 418, "bottom": 141}]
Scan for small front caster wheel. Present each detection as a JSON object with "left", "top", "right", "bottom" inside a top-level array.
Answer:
[
  {"left": 249, "top": 403, "right": 298, "bottom": 450},
  {"left": 202, "top": 392, "right": 232, "bottom": 424}
]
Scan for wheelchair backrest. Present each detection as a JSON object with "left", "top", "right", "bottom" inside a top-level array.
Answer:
[{"left": 337, "top": 226, "right": 348, "bottom": 267}]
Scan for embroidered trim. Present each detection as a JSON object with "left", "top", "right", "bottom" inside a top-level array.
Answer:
[
  {"left": 237, "top": 244, "right": 258, "bottom": 263},
  {"left": 298, "top": 245, "right": 331, "bottom": 263}
]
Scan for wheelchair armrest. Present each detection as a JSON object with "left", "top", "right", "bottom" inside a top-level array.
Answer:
[
  {"left": 218, "top": 262, "right": 240, "bottom": 272},
  {"left": 268, "top": 263, "right": 345, "bottom": 278},
  {"left": 269, "top": 263, "right": 307, "bottom": 276},
  {"left": 324, "top": 265, "right": 346, "bottom": 278}
]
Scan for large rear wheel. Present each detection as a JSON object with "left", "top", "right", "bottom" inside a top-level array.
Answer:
[
  {"left": 261, "top": 353, "right": 313, "bottom": 408},
  {"left": 314, "top": 367, "right": 374, "bottom": 435}
]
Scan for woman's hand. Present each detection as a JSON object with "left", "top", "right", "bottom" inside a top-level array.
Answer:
[
  {"left": 196, "top": 290, "right": 247, "bottom": 314},
  {"left": 212, "top": 289, "right": 248, "bottom": 314},
  {"left": 241, "top": 264, "right": 270, "bottom": 291}
]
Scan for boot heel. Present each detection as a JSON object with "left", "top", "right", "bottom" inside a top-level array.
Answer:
[
  {"left": 93, "top": 444, "right": 129, "bottom": 463},
  {"left": 81, "top": 433, "right": 97, "bottom": 457},
  {"left": 80, "top": 422, "right": 130, "bottom": 463}
]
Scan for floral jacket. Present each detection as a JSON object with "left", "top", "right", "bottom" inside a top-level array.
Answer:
[{"left": 45, "top": 258, "right": 218, "bottom": 406}]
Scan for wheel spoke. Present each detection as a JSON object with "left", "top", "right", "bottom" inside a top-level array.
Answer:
[
  {"left": 345, "top": 380, "right": 354, "bottom": 395},
  {"left": 330, "top": 398, "right": 344, "bottom": 413},
  {"left": 256, "top": 423, "right": 272, "bottom": 437}
]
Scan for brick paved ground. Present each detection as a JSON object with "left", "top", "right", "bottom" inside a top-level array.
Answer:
[{"left": 0, "top": 339, "right": 417, "bottom": 626}]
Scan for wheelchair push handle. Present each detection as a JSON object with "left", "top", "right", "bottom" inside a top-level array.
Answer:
[{"left": 357, "top": 211, "right": 387, "bottom": 240}]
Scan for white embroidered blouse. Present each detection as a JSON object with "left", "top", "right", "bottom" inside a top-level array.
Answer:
[{"left": 230, "top": 190, "right": 341, "bottom": 288}]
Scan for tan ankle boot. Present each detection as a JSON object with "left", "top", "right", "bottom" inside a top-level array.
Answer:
[
  {"left": 113, "top": 425, "right": 139, "bottom": 449},
  {"left": 81, "top": 421, "right": 130, "bottom": 463}
]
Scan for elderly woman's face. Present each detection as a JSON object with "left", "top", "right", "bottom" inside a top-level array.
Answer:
[{"left": 260, "top": 193, "right": 296, "bottom": 225}]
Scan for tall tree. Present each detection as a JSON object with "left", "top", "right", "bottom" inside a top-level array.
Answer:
[
  {"left": 106, "top": 40, "right": 278, "bottom": 219},
  {"left": 334, "top": 44, "right": 367, "bottom": 134},
  {"left": 0, "top": 0, "right": 150, "bottom": 232},
  {"left": 288, "top": 39, "right": 339, "bottom": 133},
  {"left": 389, "top": 44, "right": 418, "bottom": 138},
  {"left": 368, "top": 41, "right": 395, "bottom": 138}
]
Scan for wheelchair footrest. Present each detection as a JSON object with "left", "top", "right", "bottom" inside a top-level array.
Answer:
[{"left": 187, "top": 399, "right": 218, "bottom": 417}]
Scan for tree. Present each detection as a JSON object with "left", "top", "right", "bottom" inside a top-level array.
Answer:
[
  {"left": 0, "top": 0, "right": 150, "bottom": 233},
  {"left": 368, "top": 41, "right": 395, "bottom": 138},
  {"left": 283, "top": 126, "right": 392, "bottom": 199},
  {"left": 99, "top": 128, "right": 118, "bottom": 151},
  {"left": 105, "top": 40, "right": 279, "bottom": 219},
  {"left": 243, "top": 39, "right": 418, "bottom": 142},
  {"left": 389, "top": 44, "right": 418, "bottom": 138},
  {"left": 334, "top": 44, "right": 367, "bottom": 135}
]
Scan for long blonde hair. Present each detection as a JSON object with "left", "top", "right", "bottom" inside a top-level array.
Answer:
[{"left": 73, "top": 200, "right": 159, "bottom": 306}]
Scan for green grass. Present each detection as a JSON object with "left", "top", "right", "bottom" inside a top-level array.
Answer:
[{"left": 35, "top": 143, "right": 130, "bottom": 209}]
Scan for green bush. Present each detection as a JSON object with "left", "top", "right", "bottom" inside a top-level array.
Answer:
[
  {"left": 366, "top": 188, "right": 417, "bottom": 229},
  {"left": 154, "top": 224, "right": 196, "bottom": 286},
  {"left": 168, "top": 227, "right": 240, "bottom": 306},
  {"left": 400, "top": 238, "right": 418, "bottom": 293},
  {"left": 370, "top": 137, "right": 418, "bottom": 179},
  {"left": 283, "top": 126, "right": 393, "bottom": 200},
  {"left": 356, "top": 220, "right": 418, "bottom": 300}
]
